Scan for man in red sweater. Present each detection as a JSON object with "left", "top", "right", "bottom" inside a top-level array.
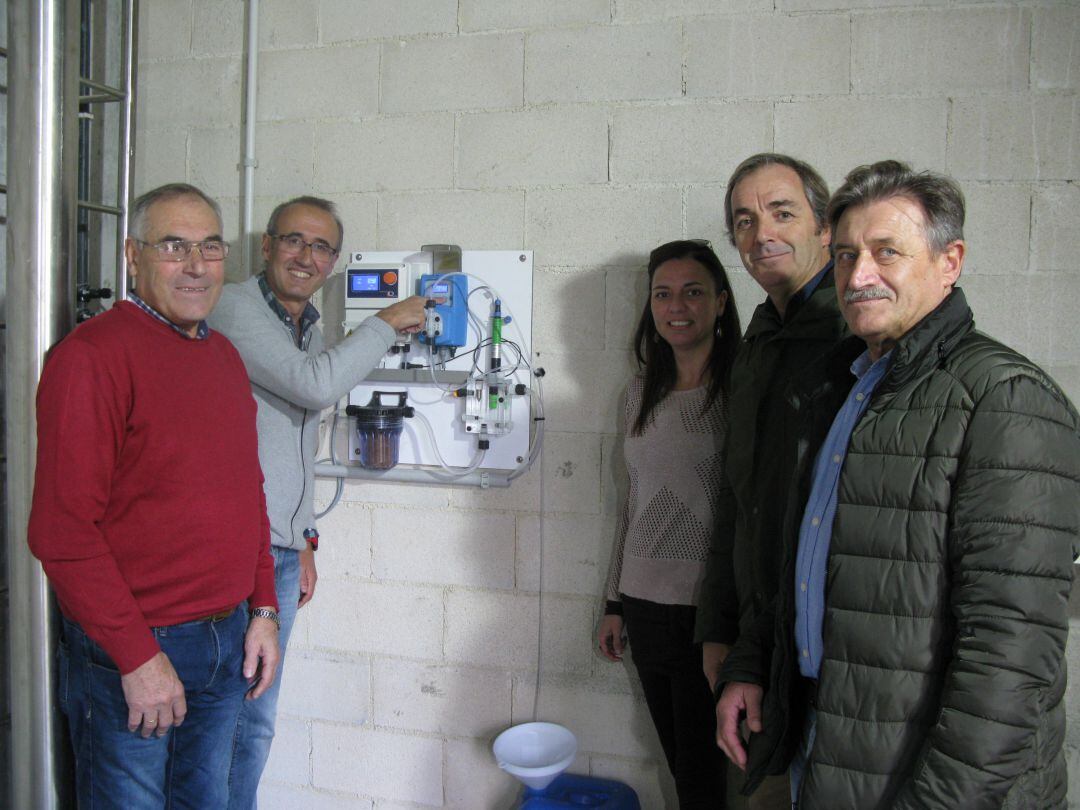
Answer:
[{"left": 28, "top": 183, "right": 279, "bottom": 808}]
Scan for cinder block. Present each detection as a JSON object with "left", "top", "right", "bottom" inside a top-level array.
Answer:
[
  {"left": 261, "top": 716, "right": 311, "bottom": 787},
  {"left": 616, "top": 0, "right": 770, "bottom": 20},
  {"left": 590, "top": 755, "right": 669, "bottom": 810},
  {"left": 1032, "top": 184, "right": 1080, "bottom": 276},
  {"left": 313, "top": 503, "right": 372, "bottom": 581},
  {"left": 684, "top": 185, "right": 734, "bottom": 261},
  {"left": 378, "top": 189, "right": 525, "bottom": 249},
  {"left": 449, "top": 466, "right": 542, "bottom": 512},
  {"left": 257, "top": 46, "right": 379, "bottom": 123},
  {"left": 852, "top": 8, "right": 1029, "bottom": 95},
  {"left": 321, "top": 0, "right": 458, "bottom": 42},
  {"left": 371, "top": 507, "right": 515, "bottom": 588},
  {"left": 252, "top": 122, "right": 315, "bottom": 197},
  {"left": 776, "top": 97, "right": 948, "bottom": 189},
  {"left": 516, "top": 513, "right": 611, "bottom": 597},
  {"left": 538, "top": 351, "right": 635, "bottom": 435},
  {"left": 779, "top": 0, "right": 934, "bottom": 9},
  {"left": 257, "top": 784, "right": 372, "bottom": 810},
  {"left": 381, "top": 34, "right": 524, "bottom": 114},
  {"left": 191, "top": 0, "right": 244, "bottom": 57},
  {"left": 540, "top": 595, "right": 596, "bottom": 675},
  {"left": 526, "top": 186, "right": 682, "bottom": 267},
  {"left": 314, "top": 115, "right": 454, "bottom": 193},
  {"left": 312, "top": 725, "right": 443, "bottom": 804},
  {"left": 457, "top": 108, "right": 609, "bottom": 189},
  {"left": 445, "top": 588, "right": 539, "bottom": 668},
  {"left": 510, "top": 676, "right": 656, "bottom": 758},
  {"left": 138, "top": 58, "right": 242, "bottom": 130},
  {"left": 137, "top": 0, "right": 192, "bottom": 61},
  {"left": 605, "top": 268, "right": 648, "bottom": 352},
  {"left": 336, "top": 476, "right": 453, "bottom": 509},
  {"left": 278, "top": 650, "right": 371, "bottom": 724},
  {"left": 1024, "top": 273, "right": 1080, "bottom": 372},
  {"left": 463, "top": 0, "right": 609, "bottom": 31},
  {"left": 258, "top": 0, "right": 319, "bottom": 50},
  {"left": 133, "top": 127, "right": 188, "bottom": 195},
  {"left": 611, "top": 103, "right": 772, "bottom": 183},
  {"left": 957, "top": 274, "right": 1035, "bottom": 362},
  {"left": 539, "top": 430, "right": 604, "bottom": 514},
  {"left": 961, "top": 182, "right": 1031, "bottom": 276},
  {"left": 1032, "top": 6, "right": 1080, "bottom": 90},
  {"left": 445, "top": 737, "right": 520, "bottom": 809},
  {"left": 372, "top": 659, "right": 512, "bottom": 735},
  {"left": 526, "top": 24, "right": 682, "bottom": 104},
  {"left": 949, "top": 96, "right": 1078, "bottom": 181},
  {"left": 532, "top": 268, "right": 606, "bottom": 355},
  {"left": 686, "top": 15, "right": 848, "bottom": 99},
  {"left": 309, "top": 579, "right": 444, "bottom": 658},
  {"left": 188, "top": 127, "right": 241, "bottom": 199},
  {"left": 599, "top": 433, "right": 625, "bottom": 518},
  {"left": 328, "top": 193, "right": 379, "bottom": 254}
]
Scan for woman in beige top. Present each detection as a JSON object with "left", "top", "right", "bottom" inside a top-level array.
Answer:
[{"left": 598, "top": 240, "right": 742, "bottom": 809}]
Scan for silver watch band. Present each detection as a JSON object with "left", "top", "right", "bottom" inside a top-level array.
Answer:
[{"left": 250, "top": 607, "right": 280, "bottom": 629}]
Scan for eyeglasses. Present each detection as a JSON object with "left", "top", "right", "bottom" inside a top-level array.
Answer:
[
  {"left": 135, "top": 239, "right": 229, "bottom": 262},
  {"left": 270, "top": 233, "right": 339, "bottom": 263}
]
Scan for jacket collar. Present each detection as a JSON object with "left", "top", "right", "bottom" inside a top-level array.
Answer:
[
  {"left": 876, "top": 286, "right": 973, "bottom": 394},
  {"left": 743, "top": 262, "right": 840, "bottom": 343}
]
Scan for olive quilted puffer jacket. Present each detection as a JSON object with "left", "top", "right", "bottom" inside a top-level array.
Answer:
[{"left": 733, "top": 288, "right": 1080, "bottom": 809}]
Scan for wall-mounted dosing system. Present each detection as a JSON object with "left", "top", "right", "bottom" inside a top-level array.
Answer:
[{"left": 315, "top": 246, "right": 544, "bottom": 502}]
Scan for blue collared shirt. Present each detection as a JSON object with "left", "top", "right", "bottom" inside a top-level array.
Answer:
[
  {"left": 794, "top": 348, "right": 893, "bottom": 679},
  {"left": 257, "top": 273, "right": 319, "bottom": 347},
  {"left": 785, "top": 261, "right": 832, "bottom": 315},
  {"left": 127, "top": 293, "right": 209, "bottom": 340}
]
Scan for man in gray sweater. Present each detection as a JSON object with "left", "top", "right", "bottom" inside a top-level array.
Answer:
[{"left": 208, "top": 196, "right": 426, "bottom": 808}]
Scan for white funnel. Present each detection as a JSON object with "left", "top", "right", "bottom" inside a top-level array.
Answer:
[{"left": 493, "top": 722, "right": 577, "bottom": 791}]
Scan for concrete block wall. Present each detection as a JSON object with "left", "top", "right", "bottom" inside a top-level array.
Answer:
[{"left": 133, "top": 1, "right": 1080, "bottom": 807}]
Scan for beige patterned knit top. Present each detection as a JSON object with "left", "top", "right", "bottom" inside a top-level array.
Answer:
[{"left": 604, "top": 375, "right": 729, "bottom": 607}]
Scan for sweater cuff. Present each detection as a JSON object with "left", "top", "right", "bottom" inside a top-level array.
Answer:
[{"left": 358, "top": 313, "right": 397, "bottom": 345}]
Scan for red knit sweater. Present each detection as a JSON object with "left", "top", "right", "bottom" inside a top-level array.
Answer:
[{"left": 28, "top": 301, "right": 277, "bottom": 673}]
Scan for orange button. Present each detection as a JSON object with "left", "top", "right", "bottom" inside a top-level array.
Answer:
[{"left": 383, "top": 271, "right": 398, "bottom": 286}]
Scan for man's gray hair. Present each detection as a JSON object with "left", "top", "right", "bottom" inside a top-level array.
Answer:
[
  {"left": 265, "top": 196, "right": 344, "bottom": 250},
  {"left": 128, "top": 183, "right": 222, "bottom": 240},
  {"left": 827, "top": 160, "right": 965, "bottom": 256},
  {"left": 723, "top": 153, "right": 830, "bottom": 246}
]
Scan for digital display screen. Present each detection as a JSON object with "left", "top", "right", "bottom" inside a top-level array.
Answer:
[
  {"left": 350, "top": 272, "right": 380, "bottom": 293},
  {"left": 425, "top": 281, "right": 452, "bottom": 299}
]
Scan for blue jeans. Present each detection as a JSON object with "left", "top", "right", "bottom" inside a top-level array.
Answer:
[
  {"left": 227, "top": 546, "right": 300, "bottom": 810},
  {"left": 59, "top": 607, "right": 249, "bottom": 810}
]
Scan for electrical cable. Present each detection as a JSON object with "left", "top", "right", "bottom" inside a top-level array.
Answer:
[{"left": 315, "top": 401, "right": 346, "bottom": 519}]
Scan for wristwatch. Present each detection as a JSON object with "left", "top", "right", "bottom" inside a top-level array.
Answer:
[
  {"left": 303, "top": 527, "right": 319, "bottom": 551},
  {"left": 250, "top": 607, "right": 280, "bottom": 630}
]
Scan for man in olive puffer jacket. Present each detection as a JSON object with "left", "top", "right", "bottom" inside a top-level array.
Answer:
[{"left": 716, "top": 160, "right": 1080, "bottom": 809}]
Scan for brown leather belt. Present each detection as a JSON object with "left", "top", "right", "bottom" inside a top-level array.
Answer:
[{"left": 197, "top": 606, "right": 237, "bottom": 623}]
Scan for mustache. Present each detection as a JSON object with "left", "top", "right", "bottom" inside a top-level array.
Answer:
[{"left": 844, "top": 287, "right": 892, "bottom": 304}]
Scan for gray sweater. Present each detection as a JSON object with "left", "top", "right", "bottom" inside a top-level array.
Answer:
[
  {"left": 604, "top": 376, "right": 729, "bottom": 607},
  {"left": 208, "top": 275, "right": 395, "bottom": 550}
]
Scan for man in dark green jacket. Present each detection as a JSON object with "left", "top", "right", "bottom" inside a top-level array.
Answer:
[
  {"left": 718, "top": 160, "right": 1080, "bottom": 808},
  {"left": 694, "top": 154, "right": 848, "bottom": 807}
]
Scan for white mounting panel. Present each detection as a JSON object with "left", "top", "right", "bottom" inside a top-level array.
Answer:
[{"left": 346, "top": 250, "right": 534, "bottom": 473}]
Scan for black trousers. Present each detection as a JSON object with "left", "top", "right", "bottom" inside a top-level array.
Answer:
[{"left": 623, "top": 595, "right": 727, "bottom": 809}]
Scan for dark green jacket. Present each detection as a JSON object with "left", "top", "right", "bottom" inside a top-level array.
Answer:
[
  {"left": 695, "top": 267, "right": 847, "bottom": 645},
  {"left": 730, "top": 288, "right": 1080, "bottom": 808}
]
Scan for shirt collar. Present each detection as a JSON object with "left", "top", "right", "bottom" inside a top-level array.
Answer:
[
  {"left": 127, "top": 293, "right": 209, "bottom": 340},
  {"left": 787, "top": 260, "right": 833, "bottom": 313},
  {"left": 257, "top": 273, "right": 319, "bottom": 342},
  {"left": 851, "top": 347, "right": 893, "bottom": 380}
]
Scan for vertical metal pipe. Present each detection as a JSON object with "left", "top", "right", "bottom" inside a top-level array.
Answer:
[
  {"left": 116, "top": 0, "right": 137, "bottom": 299},
  {"left": 6, "top": 0, "right": 78, "bottom": 807},
  {"left": 240, "top": 0, "right": 259, "bottom": 276}
]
